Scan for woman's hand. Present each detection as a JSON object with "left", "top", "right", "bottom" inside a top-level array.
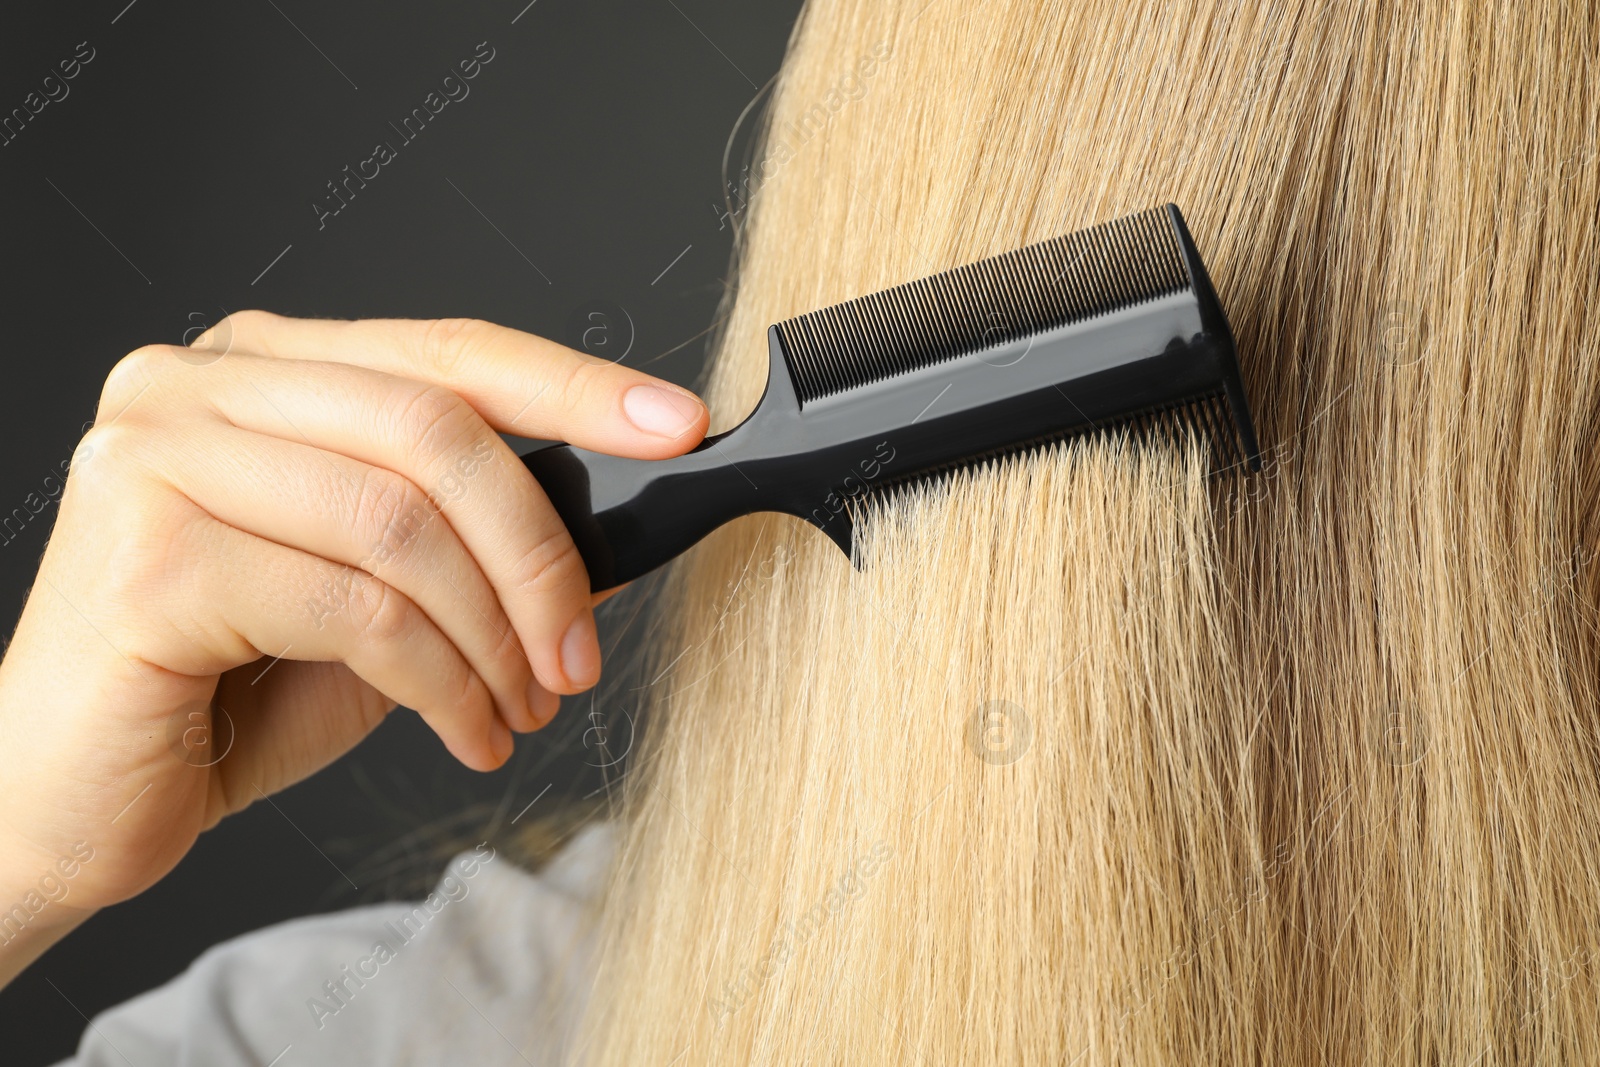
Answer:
[{"left": 0, "top": 312, "right": 708, "bottom": 978}]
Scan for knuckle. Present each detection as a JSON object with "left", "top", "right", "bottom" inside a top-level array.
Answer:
[
  {"left": 73, "top": 421, "right": 144, "bottom": 475},
  {"left": 213, "top": 308, "right": 273, "bottom": 348},
  {"left": 453, "top": 665, "right": 489, "bottom": 715},
  {"left": 107, "top": 345, "right": 161, "bottom": 385},
  {"left": 417, "top": 317, "right": 492, "bottom": 376},
  {"left": 90, "top": 484, "right": 198, "bottom": 609},
  {"left": 554, "top": 356, "right": 610, "bottom": 415},
  {"left": 351, "top": 468, "right": 435, "bottom": 563},
  {"left": 348, "top": 574, "right": 413, "bottom": 645},
  {"left": 98, "top": 345, "right": 167, "bottom": 417},
  {"left": 513, "top": 526, "right": 587, "bottom": 599},
  {"left": 392, "top": 384, "right": 475, "bottom": 457},
  {"left": 484, "top": 610, "right": 527, "bottom": 671},
  {"left": 225, "top": 308, "right": 275, "bottom": 330}
]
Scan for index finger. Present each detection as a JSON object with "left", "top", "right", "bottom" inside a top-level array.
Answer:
[{"left": 193, "top": 311, "right": 710, "bottom": 459}]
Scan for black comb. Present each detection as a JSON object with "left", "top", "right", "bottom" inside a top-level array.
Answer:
[{"left": 522, "top": 204, "right": 1260, "bottom": 590}]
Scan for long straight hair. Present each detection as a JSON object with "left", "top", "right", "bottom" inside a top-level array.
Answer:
[{"left": 571, "top": 0, "right": 1600, "bottom": 1061}]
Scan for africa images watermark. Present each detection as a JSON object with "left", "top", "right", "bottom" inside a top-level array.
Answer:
[
  {"left": 0, "top": 419, "right": 102, "bottom": 549},
  {"left": 0, "top": 454, "right": 74, "bottom": 549},
  {"left": 1, "top": 40, "right": 96, "bottom": 148},
  {"left": 713, "top": 39, "right": 892, "bottom": 231},
  {"left": 716, "top": 541, "right": 793, "bottom": 626},
  {"left": 313, "top": 41, "right": 498, "bottom": 230},
  {"left": 707, "top": 839, "right": 894, "bottom": 1025},
  {"left": 808, "top": 439, "right": 897, "bottom": 532},
  {"left": 0, "top": 842, "right": 96, "bottom": 949},
  {"left": 305, "top": 435, "right": 497, "bottom": 628},
  {"left": 967, "top": 698, "right": 1031, "bottom": 766},
  {"left": 2, "top": 303, "right": 239, "bottom": 549},
  {"left": 1088, "top": 781, "right": 1361, "bottom": 1054},
  {"left": 305, "top": 842, "right": 496, "bottom": 1031}
]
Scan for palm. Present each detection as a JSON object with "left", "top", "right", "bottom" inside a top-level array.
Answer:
[
  {"left": 82, "top": 660, "right": 393, "bottom": 909},
  {"left": 206, "top": 660, "right": 394, "bottom": 824}
]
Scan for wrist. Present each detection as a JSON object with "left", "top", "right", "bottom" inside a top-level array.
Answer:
[
  {"left": 0, "top": 836, "right": 102, "bottom": 932},
  {"left": 0, "top": 854, "right": 99, "bottom": 990}
]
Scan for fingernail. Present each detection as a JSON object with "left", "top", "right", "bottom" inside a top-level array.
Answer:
[
  {"left": 488, "top": 716, "right": 514, "bottom": 763},
  {"left": 560, "top": 611, "right": 601, "bottom": 689},
  {"left": 526, "top": 677, "right": 559, "bottom": 727},
  {"left": 623, "top": 384, "right": 704, "bottom": 439}
]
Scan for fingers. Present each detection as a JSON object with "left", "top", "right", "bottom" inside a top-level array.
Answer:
[
  {"left": 134, "top": 420, "right": 559, "bottom": 732},
  {"left": 193, "top": 311, "right": 710, "bottom": 457},
  {"left": 149, "top": 350, "right": 603, "bottom": 696},
  {"left": 182, "top": 515, "right": 511, "bottom": 772}
]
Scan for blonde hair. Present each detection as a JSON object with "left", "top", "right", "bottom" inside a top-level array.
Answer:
[{"left": 570, "top": 0, "right": 1600, "bottom": 1062}]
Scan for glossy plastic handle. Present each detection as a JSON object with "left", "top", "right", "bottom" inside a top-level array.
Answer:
[{"left": 520, "top": 331, "right": 826, "bottom": 591}]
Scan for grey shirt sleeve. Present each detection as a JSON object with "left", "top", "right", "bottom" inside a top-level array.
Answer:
[{"left": 54, "top": 822, "right": 614, "bottom": 1067}]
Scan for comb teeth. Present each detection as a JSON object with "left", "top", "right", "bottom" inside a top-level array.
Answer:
[
  {"left": 855, "top": 390, "right": 1245, "bottom": 517},
  {"left": 774, "top": 206, "right": 1192, "bottom": 404}
]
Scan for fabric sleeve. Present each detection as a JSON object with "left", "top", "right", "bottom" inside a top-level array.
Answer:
[{"left": 51, "top": 823, "right": 613, "bottom": 1067}]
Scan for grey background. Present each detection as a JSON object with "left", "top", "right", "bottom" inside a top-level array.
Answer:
[{"left": 0, "top": 1, "right": 803, "bottom": 1061}]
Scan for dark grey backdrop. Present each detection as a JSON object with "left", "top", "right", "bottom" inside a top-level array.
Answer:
[{"left": 0, "top": 2, "right": 802, "bottom": 1062}]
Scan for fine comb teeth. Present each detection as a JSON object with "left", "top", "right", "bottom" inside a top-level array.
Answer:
[
  {"left": 777, "top": 206, "right": 1191, "bottom": 402},
  {"left": 522, "top": 203, "right": 1262, "bottom": 590}
]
